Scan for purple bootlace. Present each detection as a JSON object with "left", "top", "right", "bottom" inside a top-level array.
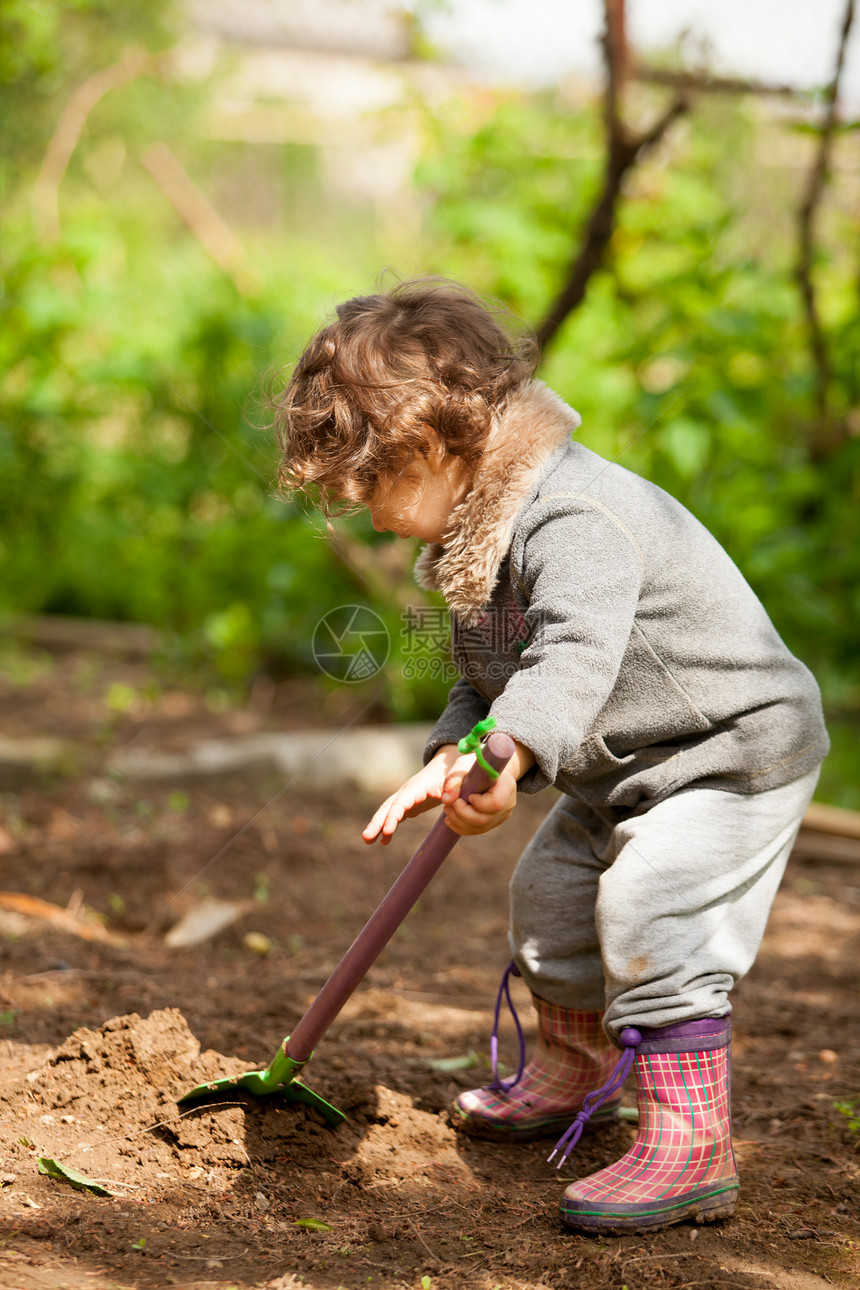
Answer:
[
  {"left": 547, "top": 1025, "right": 641, "bottom": 1170},
  {"left": 487, "top": 960, "right": 527, "bottom": 1092}
]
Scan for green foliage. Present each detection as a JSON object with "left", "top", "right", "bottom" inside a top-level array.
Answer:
[
  {"left": 0, "top": 0, "right": 176, "bottom": 182},
  {"left": 416, "top": 88, "right": 603, "bottom": 316},
  {"left": 1, "top": 0, "right": 409, "bottom": 691},
  {"left": 834, "top": 1096, "right": 860, "bottom": 1135},
  {"left": 1, "top": 19, "right": 857, "bottom": 803},
  {"left": 0, "top": 226, "right": 343, "bottom": 677}
]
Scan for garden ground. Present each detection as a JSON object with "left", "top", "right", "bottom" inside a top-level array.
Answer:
[{"left": 1, "top": 639, "right": 858, "bottom": 1290}]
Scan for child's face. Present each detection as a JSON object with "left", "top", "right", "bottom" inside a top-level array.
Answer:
[{"left": 367, "top": 447, "right": 471, "bottom": 544}]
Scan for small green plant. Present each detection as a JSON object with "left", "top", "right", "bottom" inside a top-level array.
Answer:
[
  {"left": 421, "top": 1277, "right": 432, "bottom": 1289},
  {"left": 105, "top": 682, "right": 139, "bottom": 714},
  {"left": 131, "top": 1237, "right": 146, "bottom": 1251},
  {"left": 835, "top": 1096, "right": 860, "bottom": 1135}
]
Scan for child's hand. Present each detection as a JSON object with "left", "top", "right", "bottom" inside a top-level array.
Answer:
[
  {"left": 440, "top": 737, "right": 534, "bottom": 836},
  {"left": 362, "top": 744, "right": 473, "bottom": 846},
  {"left": 439, "top": 763, "right": 519, "bottom": 836}
]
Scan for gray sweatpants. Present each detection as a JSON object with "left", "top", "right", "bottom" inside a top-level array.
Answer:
[{"left": 509, "top": 770, "right": 819, "bottom": 1040}]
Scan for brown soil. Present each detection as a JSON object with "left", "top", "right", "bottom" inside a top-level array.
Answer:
[{"left": 1, "top": 643, "right": 859, "bottom": 1290}]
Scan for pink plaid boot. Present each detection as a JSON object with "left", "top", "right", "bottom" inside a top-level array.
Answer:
[
  {"left": 554, "top": 1017, "right": 739, "bottom": 1233},
  {"left": 454, "top": 962, "right": 620, "bottom": 1140}
]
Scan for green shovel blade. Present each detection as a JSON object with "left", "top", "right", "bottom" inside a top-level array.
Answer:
[{"left": 178, "top": 1039, "right": 345, "bottom": 1127}]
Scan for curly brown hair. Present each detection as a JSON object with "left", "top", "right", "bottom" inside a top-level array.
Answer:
[{"left": 273, "top": 277, "right": 538, "bottom": 513}]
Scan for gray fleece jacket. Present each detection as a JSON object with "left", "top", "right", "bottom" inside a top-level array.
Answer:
[{"left": 417, "top": 381, "right": 828, "bottom": 810}]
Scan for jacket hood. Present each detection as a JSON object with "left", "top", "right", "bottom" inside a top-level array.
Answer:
[{"left": 414, "top": 380, "right": 581, "bottom": 624}]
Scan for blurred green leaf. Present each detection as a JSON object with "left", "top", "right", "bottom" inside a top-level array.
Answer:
[
  {"left": 659, "top": 418, "right": 710, "bottom": 478},
  {"left": 428, "top": 1050, "right": 479, "bottom": 1072},
  {"left": 38, "top": 1157, "right": 113, "bottom": 1196}
]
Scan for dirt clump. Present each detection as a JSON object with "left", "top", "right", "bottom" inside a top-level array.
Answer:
[{"left": 5, "top": 1009, "right": 257, "bottom": 1187}]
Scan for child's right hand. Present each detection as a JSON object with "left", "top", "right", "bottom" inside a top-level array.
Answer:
[{"left": 362, "top": 744, "right": 473, "bottom": 846}]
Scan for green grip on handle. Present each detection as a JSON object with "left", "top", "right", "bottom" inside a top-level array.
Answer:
[{"left": 457, "top": 716, "right": 500, "bottom": 780}]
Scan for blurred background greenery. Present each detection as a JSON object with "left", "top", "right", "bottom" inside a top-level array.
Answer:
[{"left": 1, "top": 0, "right": 858, "bottom": 803}]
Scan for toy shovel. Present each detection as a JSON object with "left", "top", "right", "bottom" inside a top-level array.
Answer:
[{"left": 178, "top": 721, "right": 515, "bottom": 1125}]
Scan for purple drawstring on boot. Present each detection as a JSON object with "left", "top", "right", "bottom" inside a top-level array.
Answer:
[
  {"left": 548, "top": 1026, "right": 641, "bottom": 1170},
  {"left": 488, "top": 960, "right": 527, "bottom": 1092}
]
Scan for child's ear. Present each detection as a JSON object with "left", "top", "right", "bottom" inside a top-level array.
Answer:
[{"left": 420, "top": 430, "right": 446, "bottom": 468}]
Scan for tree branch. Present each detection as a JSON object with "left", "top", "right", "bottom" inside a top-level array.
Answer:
[
  {"left": 635, "top": 65, "right": 808, "bottom": 100},
  {"left": 33, "top": 47, "right": 166, "bottom": 241},
  {"left": 603, "top": 0, "right": 630, "bottom": 136},
  {"left": 141, "top": 142, "right": 261, "bottom": 297},
  {"left": 536, "top": 1, "right": 688, "bottom": 353},
  {"left": 796, "top": 0, "right": 855, "bottom": 448}
]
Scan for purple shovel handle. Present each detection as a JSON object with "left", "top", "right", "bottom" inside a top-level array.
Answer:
[{"left": 286, "top": 731, "right": 515, "bottom": 1062}]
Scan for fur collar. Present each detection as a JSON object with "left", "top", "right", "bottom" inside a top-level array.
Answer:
[{"left": 414, "top": 380, "right": 581, "bottom": 624}]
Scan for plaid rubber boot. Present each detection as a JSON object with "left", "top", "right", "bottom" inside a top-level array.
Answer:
[
  {"left": 557, "top": 1017, "right": 739, "bottom": 1234},
  {"left": 454, "top": 964, "right": 620, "bottom": 1141}
]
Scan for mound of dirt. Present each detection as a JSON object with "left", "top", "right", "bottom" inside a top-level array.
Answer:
[
  {"left": 4, "top": 1009, "right": 266, "bottom": 1188},
  {"left": 4, "top": 1008, "right": 461, "bottom": 1199}
]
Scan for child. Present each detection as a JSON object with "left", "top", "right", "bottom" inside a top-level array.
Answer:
[{"left": 274, "top": 278, "right": 828, "bottom": 1234}]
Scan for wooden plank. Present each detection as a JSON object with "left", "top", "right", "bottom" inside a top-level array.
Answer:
[
  {"left": 803, "top": 800, "right": 860, "bottom": 841},
  {"left": 1, "top": 614, "right": 161, "bottom": 657},
  {"left": 792, "top": 830, "right": 860, "bottom": 865}
]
